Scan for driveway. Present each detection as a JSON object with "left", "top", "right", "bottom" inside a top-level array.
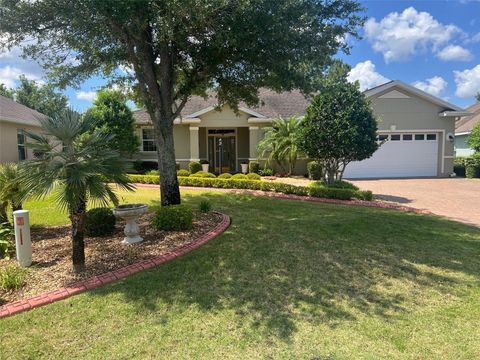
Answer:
[{"left": 350, "top": 178, "right": 480, "bottom": 227}]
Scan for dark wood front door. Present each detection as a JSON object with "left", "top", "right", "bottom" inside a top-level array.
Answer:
[{"left": 207, "top": 129, "right": 236, "bottom": 173}]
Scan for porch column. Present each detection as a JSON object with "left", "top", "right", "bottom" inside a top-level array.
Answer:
[
  {"left": 249, "top": 126, "right": 259, "bottom": 160},
  {"left": 189, "top": 126, "right": 200, "bottom": 162}
]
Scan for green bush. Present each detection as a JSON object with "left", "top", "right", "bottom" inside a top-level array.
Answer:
[
  {"left": 309, "top": 183, "right": 354, "bottom": 200},
  {"left": 177, "top": 169, "right": 190, "bottom": 177},
  {"left": 249, "top": 161, "right": 260, "bottom": 174},
  {"left": 453, "top": 157, "right": 466, "bottom": 177},
  {"left": 328, "top": 180, "right": 359, "bottom": 191},
  {"left": 0, "top": 265, "right": 27, "bottom": 291},
  {"left": 153, "top": 204, "right": 193, "bottom": 231},
  {"left": 188, "top": 161, "right": 202, "bottom": 174},
  {"left": 465, "top": 155, "right": 480, "bottom": 178},
  {"left": 259, "top": 167, "right": 274, "bottom": 176},
  {"left": 132, "top": 161, "right": 158, "bottom": 174},
  {"left": 190, "top": 171, "right": 216, "bottom": 178},
  {"left": 199, "top": 200, "right": 212, "bottom": 213},
  {"left": 85, "top": 208, "right": 116, "bottom": 237},
  {"left": 0, "top": 223, "right": 14, "bottom": 259},
  {"left": 145, "top": 169, "right": 159, "bottom": 176},
  {"left": 307, "top": 161, "right": 323, "bottom": 180},
  {"left": 246, "top": 173, "right": 261, "bottom": 180},
  {"left": 218, "top": 173, "right": 232, "bottom": 179},
  {"left": 231, "top": 173, "right": 248, "bottom": 180}
]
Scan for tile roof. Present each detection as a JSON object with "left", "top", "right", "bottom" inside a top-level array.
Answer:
[
  {"left": 455, "top": 102, "right": 480, "bottom": 134},
  {"left": 0, "top": 95, "right": 45, "bottom": 127},
  {"left": 133, "top": 88, "right": 310, "bottom": 124}
]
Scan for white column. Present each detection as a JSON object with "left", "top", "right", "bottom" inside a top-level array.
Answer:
[
  {"left": 189, "top": 126, "right": 200, "bottom": 162},
  {"left": 249, "top": 126, "right": 259, "bottom": 160}
]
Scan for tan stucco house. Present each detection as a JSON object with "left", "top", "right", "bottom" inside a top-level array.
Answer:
[
  {"left": 0, "top": 95, "right": 44, "bottom": 163},
  {"left": 132, "top": 80, "right": 469, "bottom": 178}
]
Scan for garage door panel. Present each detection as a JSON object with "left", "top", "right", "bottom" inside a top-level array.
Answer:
[{"left": 344, "top": 135, "right": 438, "bottom": 179}]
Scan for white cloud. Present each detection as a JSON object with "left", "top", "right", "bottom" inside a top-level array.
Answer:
[
  {"left": 471, "top": 32, "right": 480, "bottom": 43},
  {"left": 347, "top": 60, "right": 390, "bottom": 91},
  {"left": 76, "top": 91, "right": 97, "bottom": 101},
  {"left": 412, "top": 76, "right": 448, "bottom": 97},
  {"left": 454, "top": 64, "right": 480, "bottom": 98},
  {"left": 437, "top": 45, "right": 473, "bottom": 61},
  {"left": 0, "top": 65, "right": 42, "bottom": 89},
  {"left": 365, "top": 7, "right": 461, "bottom": 62}
]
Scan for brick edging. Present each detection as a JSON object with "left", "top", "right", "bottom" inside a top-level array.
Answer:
[{"left": 0, "top": 212, "right": 231, "bottom": 319}]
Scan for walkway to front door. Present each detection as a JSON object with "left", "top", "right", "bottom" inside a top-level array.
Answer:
[{"left": 207, "top": 129, "right": 236, "bottom": 173}]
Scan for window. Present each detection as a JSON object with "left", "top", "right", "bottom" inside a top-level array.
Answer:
[
  {"left": 378, "top": 134, "right": 388, "bottom": 142},
  {"left": 402, "top": 134, "right": 413, "bottom": 141},
  {"left": 142, "top": 129, "right": 157, "bottom": 152},
  {"left": 17, "top": 130, "right": 26, "bottom": 160},
  {"left": 390, "top": 134, "right": 401, "bottom": 141},
  {"left": 414, "top": 134, "right": 425, "bottom": 141},
  {"left": 426, "top": 133, "right": 437, "bottom": 141}
]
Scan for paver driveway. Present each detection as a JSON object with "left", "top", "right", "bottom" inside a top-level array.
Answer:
[{"left": 351, "top": 178, "right": 480, "bottom": 227}]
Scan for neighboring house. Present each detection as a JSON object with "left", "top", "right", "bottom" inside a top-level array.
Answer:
[
  {"left": 454, "top": 102, "right": 480, "bottom": 157},
  {"left": 0, "top": 95, "right": 45, "bottom": 163},
  {"left": 132, "top": 80, "right": 469, "bottom": 178}
]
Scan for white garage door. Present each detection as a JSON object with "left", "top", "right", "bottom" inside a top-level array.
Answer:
[{"left": 343, "top": 133, "right": 439, "bottom": 179}]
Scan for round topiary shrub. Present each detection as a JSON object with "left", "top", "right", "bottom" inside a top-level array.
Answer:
[
  {"left": 249, "top": 161, "right": 260, "bottom": 174},
  {"left": 246, "top": 173, "right": 261, "bottom": 180},
  {"left": 188, "top": 161, "right": 202, "bottom": 174},
  {"left": 307, "top": 161, "right": 323, "bottom": 180},
  {"left": 218, "top": 173, "right": 232, "bottom": 179},
  {"left": 153, "top": 204, "right": 193, "bottom": 231},
  {"left": 190, "top": 171, "right": 216, "bottom": 178},
  {"left": 231, "top": 173, "right": 247, "bottom": 180},
  {"left": 85, "top": 208, "right": 116, "bottom": 237},
  {"left": 177, "top": 169, "right": 190, "bottom": 177}
]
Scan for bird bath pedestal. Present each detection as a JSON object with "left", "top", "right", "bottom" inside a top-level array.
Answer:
[{"left": 113, "top": 204, "right": 148, "bottom": 244}]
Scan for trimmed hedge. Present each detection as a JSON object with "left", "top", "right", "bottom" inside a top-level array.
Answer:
[
  {"left": 190, "top": 171, "right": 216, "bottom": 178},
  {"left": 465, "top": 155, "right": 480, "bottom": 178},
  {"left": 246, "top": 173, "right": 261, "bottom": 180},
  {"left": 177, "top": 169, "right": 190, "bottom": 177},
  {"left": 218, "top": 173, "right": 232, "bottom": 179},
  {"left": 85, "top": 208, "right": 116, "bottom": 237},
  {"left": 127, "top": 174, "right": 373, "bottom": 201},
  {"left": 153, "top": 204, "right": 193, "bottom": 231},
  {"left": 188, "top": 161, "right": 202, "bottom": 174},
  {"left": 231, "top": 173, "right": 248, "bottom": 180}
]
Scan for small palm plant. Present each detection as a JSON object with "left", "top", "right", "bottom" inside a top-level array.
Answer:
[
  {"left": 21, "top": 110, "right": 134, "bottom": 272},
  {"left": 0, "top": 163, "right": 27, "bottom": 224},
  {"left": 257, "top": 116, "right": 303, "bottom": 175}
]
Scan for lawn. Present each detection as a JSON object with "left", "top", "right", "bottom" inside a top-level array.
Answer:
[{"left": 1, "top": 187, "right": 480, "bottom": 359}]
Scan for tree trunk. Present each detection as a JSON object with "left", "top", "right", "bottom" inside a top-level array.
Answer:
[{"left": 69, "top": 199, "right": 86, "bottom": 273}]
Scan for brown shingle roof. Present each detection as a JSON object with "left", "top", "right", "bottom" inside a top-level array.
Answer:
[
  {"left": 0, "top": 95, "right": 45, "bottom": 127},
  {"left": 455, "top": 102, "right": 480, "bottom": 134},
  {"left": 133, "top": 88, "right": 310, "bottom": 124}
]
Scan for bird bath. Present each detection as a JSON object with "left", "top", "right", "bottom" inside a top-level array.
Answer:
[{"left": 113, "top": 204, "right": 148, "bottom": 244}]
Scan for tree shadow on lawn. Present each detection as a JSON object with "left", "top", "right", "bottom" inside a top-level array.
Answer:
[{"left": 91, "top": 192, "right": 480, "bottom": 340}]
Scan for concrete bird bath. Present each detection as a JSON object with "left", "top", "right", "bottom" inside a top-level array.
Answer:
[{"left": 113, "top": 204, "right": 148, "bottom": 244}]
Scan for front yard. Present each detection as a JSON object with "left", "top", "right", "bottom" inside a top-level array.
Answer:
[{"left": 1, "top": 188, "right": 480, "bottom": 359}]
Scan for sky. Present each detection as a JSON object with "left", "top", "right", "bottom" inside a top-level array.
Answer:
[{"left": 0, "top": 0, "right": 479, "bottom": 112}]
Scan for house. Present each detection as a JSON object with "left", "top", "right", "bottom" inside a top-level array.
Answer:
[
  {"left": 132, "top": 80, "right": 469, "bottom": 178},
  {"left": 454, "top": 102, "right": 480, "bottom": 157},
  {"left": 0, "top": 95, "right": 45, "bottom": 163}
]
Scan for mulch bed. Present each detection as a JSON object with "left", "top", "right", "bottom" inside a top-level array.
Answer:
[{"left": 0, "top": 211, "right": 223, "bottom": 305}]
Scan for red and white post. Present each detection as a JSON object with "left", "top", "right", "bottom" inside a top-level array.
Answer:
[{"left": 13, "top": 210, "right": 32, "bottom": 267}]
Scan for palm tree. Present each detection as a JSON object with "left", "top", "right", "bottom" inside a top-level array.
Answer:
[
  {"left": 21, "top": 110, "right": 134, "bottom": 272},
  {"left": 0, "top": 163, "right": 26, "bottom": 224},
  {"left": 257, "top": 116, "right": 303, "bottom": 175}
]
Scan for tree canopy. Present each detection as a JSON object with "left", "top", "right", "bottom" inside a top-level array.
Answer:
[
  {"left": 467, "top": 122, "right": 480, "bottom": 153},
  {"left": 0, "top": 83, "right": 14, "bottom": 99},
  {"left": 0, "top": 0, "right": 365, "bottom": 205},
  {"left": 83, "top": 89, "right": 140, "bottom": 156},
  {"left": 297, "top": 61, "right": 378, "bottom": 183}
]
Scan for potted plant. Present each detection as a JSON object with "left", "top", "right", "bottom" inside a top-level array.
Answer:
[
  {"left": 200, "top": 160, "right": 210, "bottom": 172},
  {"left": 240, "top": 161, "right": 249, "bottom": 174}
]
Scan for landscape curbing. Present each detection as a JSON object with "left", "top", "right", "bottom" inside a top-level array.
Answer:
[{"left": 0, "top": 212, "right": 231, "bottom": 319}]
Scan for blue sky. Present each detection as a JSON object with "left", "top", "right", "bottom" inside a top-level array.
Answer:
[{"left": 1, "top": 0, "right": 479, "bottom": 111}]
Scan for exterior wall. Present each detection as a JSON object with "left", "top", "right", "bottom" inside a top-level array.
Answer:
[
  {"left": 455, "top": 134, "right": 474, "bottom": 157},
  {"left": 370, "top": 88, "right": 456, "bottom": 176},
  {"left": 0, "top": 121, "right": 41, "bottom": 163}
]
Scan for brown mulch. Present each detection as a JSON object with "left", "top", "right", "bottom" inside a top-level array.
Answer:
[{"left": 0, "top": 211, "right": 223, "bottom": 306}]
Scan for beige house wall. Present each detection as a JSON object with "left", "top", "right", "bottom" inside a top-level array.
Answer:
[{"left": 0, "top": 121, "right": 41, "bottom": 163}]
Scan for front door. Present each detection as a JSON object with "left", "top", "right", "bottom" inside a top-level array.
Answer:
[{"left": 207, "top": 129, "right": 236, "bottom": 173}]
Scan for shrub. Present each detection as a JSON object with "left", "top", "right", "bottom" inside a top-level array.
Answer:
[
  {"left": 177, "top": 169, "right": 190, "bottom": 177},
  {"left": 0, "top": 222, "right": 14, "bottom": 259},
  {"left": 85, "top": 208, "right": 116, "bottom": 237},
  {"left": 218, "top": 173, "right": 232, "bottom": 179},
  {"left": 259, "top": 167, "right": 274, "bottom": 176},
  {"left": 231, "top": 173, "right": 247, "bottom": 180},
  {"left": 153, "top": 205, "right": 193, "bottom": 231},
  {"left": 188, "top": 161, "right": 202, "bottom": 174},
  {"left": 307, "top": 161, "right": 323, "bottom": 180},
  {"left": 0, "top": 265, "right": 27, "bottom": 291},
  {"left": 328, "top": 180, "right": 359, "bottom": 191},
  {"left": 249, "top": 161, "right": 260, "bottom": 174},
  {"left": 246, "top": 173, "right": 261, "bottom": 180},
  {"left": 199, "top": 200, "right": 212, "bottom": 213},
  {"left": 453, "top": 157, "right": 466, "bottom": 177},
  {"left": 190, "top": 171, "right": 216, "bottom": 178},
  {"left": 308, "top": 183, "right": 354, "bottom": 200},
  {"left": 465, "top": 155, "right": 480, "bottom": 178},
  {"left": 133, "top": 160, "right": 158, "bottom": 174},
  {"left": 145, "top": 169, "right": 159, "bottom": 176}
]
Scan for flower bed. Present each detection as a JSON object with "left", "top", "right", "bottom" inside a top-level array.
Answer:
[{"left": 127, "top": 174, "right": 373, "bottom": 201}]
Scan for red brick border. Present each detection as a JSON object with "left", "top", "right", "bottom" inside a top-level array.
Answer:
[{"left": 0, "top": 212, "right": 231, "bottom": 319}]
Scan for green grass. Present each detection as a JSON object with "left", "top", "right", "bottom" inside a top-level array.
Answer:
[{"left": 2, "top": 188, "right": 480, "bottom": 359}]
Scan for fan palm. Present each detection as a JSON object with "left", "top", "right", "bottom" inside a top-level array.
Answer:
[
  {"left": 257, "top": 116, "right": 303, "bottom": 175},
  {"left": 21, "top": 110, "right": 134, "bottom": 272},
  {"left": 0, "top": 163, "right": 26, "bottom": 224}
]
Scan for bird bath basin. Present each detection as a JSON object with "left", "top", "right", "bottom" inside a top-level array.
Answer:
[{"left": 113, "top": 204, "right": 148, "bottom": 244}]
